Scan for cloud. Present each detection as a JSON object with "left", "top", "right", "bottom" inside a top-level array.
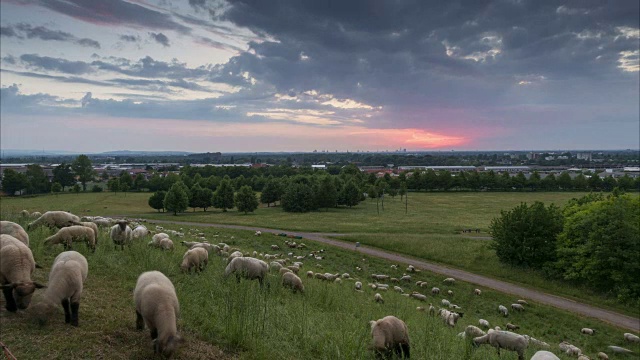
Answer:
[
  {"left": 1, "top": 23, "right": 101, "bottom": 48},
  {"left": 149, "top": 32, "right": 170, "bottom": 47},
  {"left": 119, "top": 34, "right": 140, "bottom": 42},
  {"left": 20, "top": 54, "right": 94, "bottom": 75}
]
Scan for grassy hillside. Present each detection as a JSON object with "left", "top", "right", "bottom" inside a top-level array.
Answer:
[{"left": 0, "top": 212, "right": 638, "bottom": 359}]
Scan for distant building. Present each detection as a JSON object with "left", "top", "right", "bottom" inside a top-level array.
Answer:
[
  {"left": 577, "top": 152, "right": 592, "bottom": 161},
  {"left": 483, "top": 166, "right": 530, "bottom": 173},
  {"left": 311, "top": 164, "right": 326, "bottom": 169},
  {"left": 397, "top": 166, "right": 476, "bottom": 173}
]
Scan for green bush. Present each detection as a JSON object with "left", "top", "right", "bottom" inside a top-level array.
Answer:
[{"left": 91, "top": 185, "right": 103, "bottom": 192}]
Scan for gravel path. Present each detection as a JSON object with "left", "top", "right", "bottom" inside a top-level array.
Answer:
[{"left": 147, "top": 218, "right": 639, "bottom": 331}]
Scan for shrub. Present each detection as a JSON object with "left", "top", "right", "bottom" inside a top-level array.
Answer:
[{"left": 91, "top": 185, "right": 103, "bottom": 192}]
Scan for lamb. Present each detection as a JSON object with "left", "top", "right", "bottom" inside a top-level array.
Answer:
[
  {"left": 624, "top": 333, "right": 640, "bottom": 343},
  {"left": 110, "top": 221, "right": 132, "bottom": 250},
  {"left": 374, "top": 293, "right": 384, "bottom": 304},
  {"left": 134, "top": 271, "right": 182, "bottom": 357},
  {"left": 465, "top": 325, "right": 486, "bottom": 338},
  {"left": 428, "top": 303, "right": 435, "bottom": 316},
  {"left": 431, "top": 287, "right": 440, "bottom": 295},
  {"left": 282, "top": 272, "right": 304, "bottom": 293},
  {"left": 565, "top": 345, "right": 582, "bottom": 356},
  {"left": 76, "top": 222, "right": 99, "bottom": 244},
  {"left": 506, "top": 323, "right": 520, "bottom": 331},
  {"left": 306, "top": 271, "right": 314, "bottom": 278},
  {"left": 581, "top": 328, "right": 595, "bottom": 335},
  {"left": 27, "top": 211, "right": 80, "bottom": 230},
  {"left": 30, "top": 251, "right": 88, "bottom": 326},
  {"left": 511, "top": 303, "right": 525, "bottom": 312},
  {"left": 180, "top": 248, "right": 208, "bottom": 273},
  {"left": 479, "top": 319, "right": 490, "bottom": 328},
  {"left": 439, "top": 309, "right": 463, "bottom": 327},
  {"left": 596, "top": 352, "right": 609, "bottom": 360},
  {"left": 132, "top": 225, "right": 149, "bottom": 239},
  {"left": 44, "top": 225, "right": 96, "bottom": 252},
  {"left": 474, "top": 289, "right": 482, "bottom": 296},
  {"left": 472, "top": 330, "right": 528, "bottom": 360},
  {"left": 443, "top": 277, "right": 455, "bottom": 285},
  {"left": 498, "top": 305, "right": 509, "bottom": 317},
  {"left": 0, "top": 221, "right": 29, "bottom": 246},
  {"left": 607, "top": 345, "right": 634, "bottom": 354},
  {"left": 0, "top": 235, "right": 45, "bottom": 312},
  {"left": 530, "top": 351, "right": 560, "bottom": 360},
  {"left": 369, "top": 316, "right": 410, "bottom": 358},
  {"left": 224, "top": 257, "right": 269, "bottom": 285}
]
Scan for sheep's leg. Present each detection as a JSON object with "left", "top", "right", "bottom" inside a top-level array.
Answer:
[
  {"left": 62, "top": 299, "right": 71, "bottom": 323},
  {"left": 70, "top": 302, "right": 80, "bottom": 326},
  {"left": 136, "top": 311, "right": 144, "bottom": 330},
  {"left": 2, "top": 287, "right": 17, "bottom": 312},
  {"left": 150, "top": 328, "right": 158, "bottom": 340}
]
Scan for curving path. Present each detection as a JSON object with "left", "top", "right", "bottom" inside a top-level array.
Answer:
[{"left": 146, "top": 218, "right": 640, "bottom": 331}]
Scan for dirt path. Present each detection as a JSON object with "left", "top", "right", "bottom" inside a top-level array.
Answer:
[{"left": 147, "top": 218, "right": 640, "bottom": 331}]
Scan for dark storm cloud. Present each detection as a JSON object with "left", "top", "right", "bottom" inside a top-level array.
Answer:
[
  {"left": 119, "top": 34, "right": 140, "bottom": 42},
  {"left": 20, "top": 54, "right": 94, "bottom": 75},
  {"left": 1, "top": 23, "right": 101, "bottom": 48},
  {"left": 149, "top": 32, "right": 170, "bottom": 47}
]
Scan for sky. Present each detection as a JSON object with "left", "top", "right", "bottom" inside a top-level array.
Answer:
[{"left": 1, "top": 0, "right": 639, "bottom": 153}]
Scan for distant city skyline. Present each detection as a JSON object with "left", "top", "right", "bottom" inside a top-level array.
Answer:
[{"left": 1, "top": 1, "right": 638, "bottom": 152}]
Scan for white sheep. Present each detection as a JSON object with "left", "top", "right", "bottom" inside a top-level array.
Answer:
[
  {"left": 44, "top": 226, "right": 96, "bottom": 252},
  {"left": 443, "top": 277, "right": 455, "bottom": 285},
  {"left": 270, "top": 262, "right": 283, "bottom": 272},
  {"left": 530, "top": 350, "right": 560, "bottom": 360},
  {"left": 409, "top": 292, "right": 427, "bottom": 301},
  {"left": 523, "top": 335, "right": 550, "bottom": 349},
  {"left": 228, "top": 250, "right": 244, "bottom": 263},
  {"left": 394, "top": 286, "right": 404, "bottom": 293},
  {"left": 498, "top": 305, "right": 509, "bottom": 317},
  {"left": 624, "top": 333, "right": 640, "bottom": 343},
  {"left": 20, "top": 210, "right": 30, "bottom": 217},
  {"left": 355, "top": 281, "right": 362, "bottom": 290},
  {"left": 282, "top": 272, "right": 304, "bottom": 293},
  {"left": 224, "top": 257, "right": 269, "bottom": 286},
  {"left": 369, "top": 316, "right": 410, "bottom": 358},
  {"left": 280, "top": 268, "right": 292, "bottom": 275},
  {"left": 1, "top": 221, "right": 30, "bottom": 247},
  {"left": 31, "top": 251, "right": 88, "bottom": 326},
  {"left": 517, "top": 299, "right": 528, "bottom": 305},
  {"left": 566, "top": 345, "right": 582, "bottom": 356},
  {"left": 77, "top": 222, "right": 99, "bottom": 244},
  {"left": 511, "top": 303, "right": 525, "bottom": 312},
  {"left": 91, "top": 218, "right": 112, "bottom": 228},
  {"left": 428, "top": 303, "right": 435, "bottom": 316},
  {"left": 132, "top": 225, "right": 149, "bottom": 239},
  {"left": 134, "top": 271, "right": 182, "bottom": 357},
  {"left": 30, "top": 211, "right": 42, "bottom": 219},
  {"left": 581, "top": 328, "right": 595, "bottom": 335},
  {"left": 0, "top": 235, "right": 45, "bottom": 312},
  {"left": 158, "top": 238, "right": 174, "bottom": 251},
  {"left": 431, "top": 287, "right": 440, "bottom": 295},
  {"left": 110, "top": 221, "right": 132, "bottom": 250},
  {"left": 27, "top": 211, "right": 80, "bottom": 230},
  {"left": 473, "top": 330, "right": 528, "bottom": 360},
  {"left": 506, "top": 323, "right": 520, "bottom": 331},
  {"left": 474, "top": 288, "right": 482, "bottom": 295},
  {"left": 479, "top": 319, "right": 490, "bottom": 328},
  {"left": 465, "top": 325, "right": 486, "bottom": 338},
  {"left": 254, "top": 231, "right": 262, "bottom": 236},
  {"left": 180, "top": 248, "right": 208, "bottom": 273},
  {"left": 596, "top": 352, "right": 609, "bottom": 360},
  {"left": 607, "top": 345, "right": 635, "bottom": 354},
  {"left": 441, "top": 299, "right": 450, "bottom": 307},
  {"left": 306, "top": 271, "right": 314, "bottom": 278},
  {"left": 374, "top": 293, "right": 384, "bottom": 304},
  {"left": 439, "top": 309, "right": 463, "bottom": 327}
]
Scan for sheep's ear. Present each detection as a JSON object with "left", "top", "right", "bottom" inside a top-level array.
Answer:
[{"left": 33, "top": 282, "right": 47, "bottom": 289}]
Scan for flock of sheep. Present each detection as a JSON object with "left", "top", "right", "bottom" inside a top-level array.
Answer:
[{"left": 1, "top": 209, "right": 639, "bottom": 359}]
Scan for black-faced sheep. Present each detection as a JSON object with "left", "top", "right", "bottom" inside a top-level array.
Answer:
[
  {"left": 530, "top": 350, "right": 561, "bottom": 360},
  {"left": 180, "top": 248, "right": 208, "bottom": 273},
  {"left": 30, "top": 251, "right": 88, "bottom": 326},
  {"left": 282, "top": 272, "right": 304, "bottom": 293},
  {"left": 134, "top": 271, "right": 182, "bottom": 357},
  {"left": 110, "top": 221, "right": 132, "bottom": 250},
  {"left": 369, "top": 316, "right": 410, "bottom": 358},
  {"left": 224, "top": 257, "right": 269, "bottom": 286},
  {"left": 473, "top": 330, "right": 528, "bottom": 360},
  {"left": 0, "top": 221, "right": 29, "bottom": 246},
  {"left": 27, "top": 211, "right": 80, "bottom": 230},
  {"left": 44, "top": 226, "right": 96, "bottom": 252},
  {"left": 0, "top": 235, "right": 45, "bottom": 312}
]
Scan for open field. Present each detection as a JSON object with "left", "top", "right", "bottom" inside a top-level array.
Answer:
[
  {"left": 2, "top": 191, "right": 638, "bottom": 318},
  {"left": 1, "top": 212, "right": 638, "bottom": 359}
]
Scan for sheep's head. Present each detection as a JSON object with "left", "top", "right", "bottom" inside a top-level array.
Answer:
[
  {"left": 1, "top": 281, "right": 46, "bottom": 309},
  {"left": 153, "top": 335, "right": 183, "bottom": 358},
  {"left": 117, "top": 221, "right": 128, "bottom": 231},
  {"left": 29, "top": 300, "right": 57, "bottom": 326}
]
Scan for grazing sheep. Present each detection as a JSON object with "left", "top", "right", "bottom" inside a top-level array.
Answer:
[
  {"left": 355, "top": 281, "right": 362, "bottom": 290},
  {"left": 44, "top": 226, "right": 96, "bottom": 252},
  {"left": 447, "top": 290, "right": 454, "bottom": 296},
  {"left": 180, "top": 248, "right": 208, "bottom": 273},
  {"left": 151, "top": 233, "right": 170, "bottom": 245},
  {"left": 27, "top": 211, "right": 80, "bottom": 230},
  {"left": 255, "top": 231, "right": 262, "bottom": 236},
  {"left": 0, "top": 221, "right": 29, "bottom": 246},
  {"left": 190, "top": 242, "right": 220, "bottom": 254},
  {"left": 416, "top": 306, "right": 425, "bottom": 312},
  {"left": 270, "top": 262, "right": 283, "bottom": 272},
  {"left": 287, "top": 265, "right": 300, "bottom": 274},
  {"left": 400, "top": 275, "right": 411, "bottom": 282},
  {"left": 374, "top": 293, "right": 384, "bottom": 304},
  {"left": 465, "top": 325, "right": 486, "bottom": 338},
  {"left": 31, "top": 251, "right": 88, "bottom": 326},
  {"left": 428, "top": 303, "right": 435, "bottom": 316},
  {"left": 158, "top": 238, "right": 174, "bottom": 251},
  {"left": 76, "top": 222, "right": 99, "bottom": 244},
  {"left": 21, "top": 210, "right": 30, "bottom": 217},
  {"left": 91, "top": 218, "right": 112, "bottom": 228},
  {"left": 474, "top": 288, "right": 482, "bottom": 296},
  {"left": 279, "top": 268, "right": 292, "bottom": 275},
  {"left": 565, "top": 345, "right": 582, "bottom": 357},
  {"left": 441, "top": 299, "right": 450, "bottom": 307},
  {"left": 306, "top": 271, "right": 314, "bottom": 278},
  {"left": 479, "top": 319, "right": 490, "bottom": 328},
  {"left": 530, "top": 351, "right": 560, "bottom": 360},
  {"left": 443, "top": 277, "right": 455, "bottom": 285},
  {"left": 473, "top": 330, "right": 528, "bottom": 360},
  {"left": 506, "top": 323, "right": 520, "bottom": 331},
  {"left": 431, "top": 287, "right": 440, "bottom": 295},
  {"left": 439, "top": 309, "right": 463, "bottom": 327},
  {"left": 581, "top": 328, "right": 595, "bottom": 335},
  {"left": 596, "top": 352, "right": 608, "bottom": 360},
  {"left": 282, "top": 272, "right": 304, "bottom": 293},
  {"left": 409, "top": 292, "right": 427, "bottom": 301},
  {"left": 498, "top": 305, "right": 509, "bottom": 317},
  {"left": 511, "top": 303, "right": 525, "bottom": 312},
  {"left": 607, "top": 345, "right": 634, "bottom": 354},
  {"left": 577, "top": 355, "right": 590, "bottom": 360},
  {"left": 334, "top": 278, "right": 342, "bottom": 284},
  {"left": 224, "top": 257, "right": 269, "bottom": 286},
  {"left": 517, "top": 299, "right": 528, "bottom": 305},
  {"left": 369, "top": 316, "right": 410, "bottom": 358},
  {"left": 394, "top": 286, "right": 404, "bottom": 293},
  {"left": 371, "top": 274, "right": 390, "bottom": 281},
  {"left": 132, "top": 225, "right": 149, "bottom": 239},
  {"left": 495, "top": 326, "right": 502, "bottom": 331},
  {"left": 110, "top": 221, "right": 132, "bottom": 250},
  {"left": 0, "top": 235, "right": 45, "bottom": 312},
  {"left": 134, "top": 271, "right": 182, "bottom": 357},
  {"left": 624, "top": 333, "right": 640, "bottom": 343},
  {"left": 228, "top": 250, "right": 244, "bottom": 263},
  {"left": 523, "top": 335, "right": 549, "bottom": 349}
]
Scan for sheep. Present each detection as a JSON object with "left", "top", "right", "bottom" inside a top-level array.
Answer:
[
  {"left": 624, "top": 333, "right": 640, "bottom": 343},
  {"left": 607, "top": 345, "right": 634, "bottom": 354},
  {"left": 523, "top": 335, "right": 550, "bottom": 348},
  {"left": 110, "top": 221, "right": 132, "bottom": 250},
  {"left": 341, "top": 273, "right": 350, "bottom": 279},
  {"left": 517, "top": 299, "right": 528, "bottom": 305},
  {"left": 270, "top": 262, "right": 283, "bottom": 272},
  {"left": 44, "top": 226, "right": 96, "bottom": 252},
  {"left": 506, "top": 323, "right": 520, "bottom": 331},
  {"left": 530, "top": 351, "right": 560, "bottom": 360},
  {"left": 369, "top": 316, "right": 410, "bottom": 358},
  {"left": 91, "top": 218, "right": 112, "bottom": 228},
  {"left": 441, "top": 299, "right": 450, "bottom": 307},
  {"left": 400, "top": 275, "right": 411, "bottom": 282},
  {"left": 465, "top": 325, "right": 486, "bottom": 338},
  {"left": 287, "top": 265, "right": 300, "bottom": 274},
  {"left": 180, "top": 248, "right": 208, "bottom": 273},
  {"left": 565, "top": 345, "right": 582, "bottom": 357},
  {"left": 76, "top": 222, "right": 99, "bottom": 244},
  {"left": 30, "top": 251, "right": 88, "bottom": 326},
  {"left": 596, "top": 352, "right": 609, "bottom": 360},
  {"left": 132, "top": 225, "right": 149, "bottom": 239},
  {"left": 577, "top": 355, "right": 590, "bottom": 360},
  {"left": 158, "top": 238, "right": 174, "bottom": 251},
  {"left": 0, "top": 235, "right": 45, "bottom": 312},
  {"left": 21, "top": 210, "right": 30, "bottom": 217},
  {"left": 0, "top": 221, "right": 29, "bottom": 246},
  {"left": 134, "top": 271, "right": 182, "bottom": 357},
  {"left": 409, "top": 292, "right": 427, "bottom": 301},
  {"left": 27, "top": 211, "right": 80, "bottom": 230},
  {"left": 581, "top": 328, "right": 595, "bottom": 335},
  {"left": 280, "top": 268, "right": 292, "bottom": 275},
  {"left": 228, "top": 250, "right": 244, "bottom": 263},
  {"left": 394, "top": 286, "right": 404, "bottom": 293},
  {"left": 371, "top": 274, "right": 389, "bottom": 281},
  {"left": 30, "top": 211, "right": 42, "bottom": 219},
  {"left": 439, "top": 309, "right": 463, "bottom": 327},
  {"left": 447, "top": 290, "right": 454, "bottom": 296},
  {"left": 282, "top": 272, "right": 304, "bottom": 293},
  {"left": 495, "top": 326, "right": 502, "bottom": 331},
  {"left": 255, "top": 231, "right": 262, "bottom": 236},
  {"left": 406, "top": 265, "right": 415, "bottom": 273},
  {"left": 355, "top": 281, "right": 362, "bottom": 290},
  {"left": 474, "top": 289, "right": 482, "bottom": 296},
  {"left": 449, "top": 304, "right": 461, "bottom": 310},
  {"left": 224, "top": 257, "right": 269, "bottom": 286},
  {"left": 306, "top": 271, "right": 314, "bottom": 278},
  {"left": 443, "top": 277, "right": 455, "bottom": 285},
  {"left": 511, "top": 303, "right": 525, "bottom": 312},
  {"left": 498, "top": 305, "right": 509, "bottom": 317},
  {"left": 189, "top": 242, "right": 220, "bottom": 254},
  {"left": 472, "top": 330, "right": 528, "bottom": 360},
  {"left": 334, "top": 278, "right": 342, "bottom": 284},
  {"left": 374, "top": 293, "right": 384, "bottom": 304},
  {"left": 428, "top": 303, "right": 435, "bottom": 316},
  {"left": 479, "top": 319, "right": 490, "bottom": 328},
  {"left": 431, "top": 287, "right": 440, "bottom": 295}
]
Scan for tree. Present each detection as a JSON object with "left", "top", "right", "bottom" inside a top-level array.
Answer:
[
  {"left": 189, "top": 183, "right": 213, "bottom": 211},
  {"left": 72, "top": 154, "right": 94, "bottom": 191},
  {"left": 133, "top": 174, "right": 148, "bottom": 191},
  {"left": 51, "top": 182, "right": 63, "bottom": 195},
  {"left": 316, "top": 176, "right": 338, "bottom": 211},
  {"left": 25, "top": 164, "right": 50, "bottom": 194},
  {"left": 260, "top": 178, "right": 282, "bottom": 207},
  {"left": 281, "top": 182, "right": 315, "bottom": 212},
  {"left": 573, "top": 174, "right": 588, "bottom": 190},
  {"left": 235, "top": 185, "right": 259, "bottom": 214},
  {"left": 107, "top": 178, "right": 120, "bottom": 193},
  {"left": 541, "top": 173, "right": 557, "bottom": 191},
  {"left": 340, "top": 179, "right": 361, "bottom": 208},
  {"left": 1, "top": 169, "right": 27, "bottom": 195},
  {"left": 164, "top": 182, "right": 189, "bottom": 215},
  {"left": 399, "top": 182, "right": 407, "bottom": 201},
  {"left": 72, "top": 183, "right": 81, "bottom": 194},
  {"left": 119, "top": 171, "right": 133, "bottom": 191},
  {"left": 489, "top": 201, "right": 563, "bottom": 268},
  {"left": 213, "top": 178, "right": 235, "bottom": 212},
  {"left": 148, "top": 191, "right": 167, "bottom": 212},
  {"left": 53, "top": 163, "right": 75, "bottom": 191},
  {"left": 557, "top": 172, "right": 572, "bottom": 190}
]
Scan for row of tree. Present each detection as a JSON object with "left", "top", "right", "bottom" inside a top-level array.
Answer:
[
  {"left": 490, "top": 190, "right": 640, "bottom": 305},
  {"left": 1, "top": 155, "right": 94, "bottom": 195}
]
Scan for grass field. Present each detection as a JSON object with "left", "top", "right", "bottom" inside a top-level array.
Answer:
[{"left": 1, "top": 212, "right": 638, "bottom": 360}]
